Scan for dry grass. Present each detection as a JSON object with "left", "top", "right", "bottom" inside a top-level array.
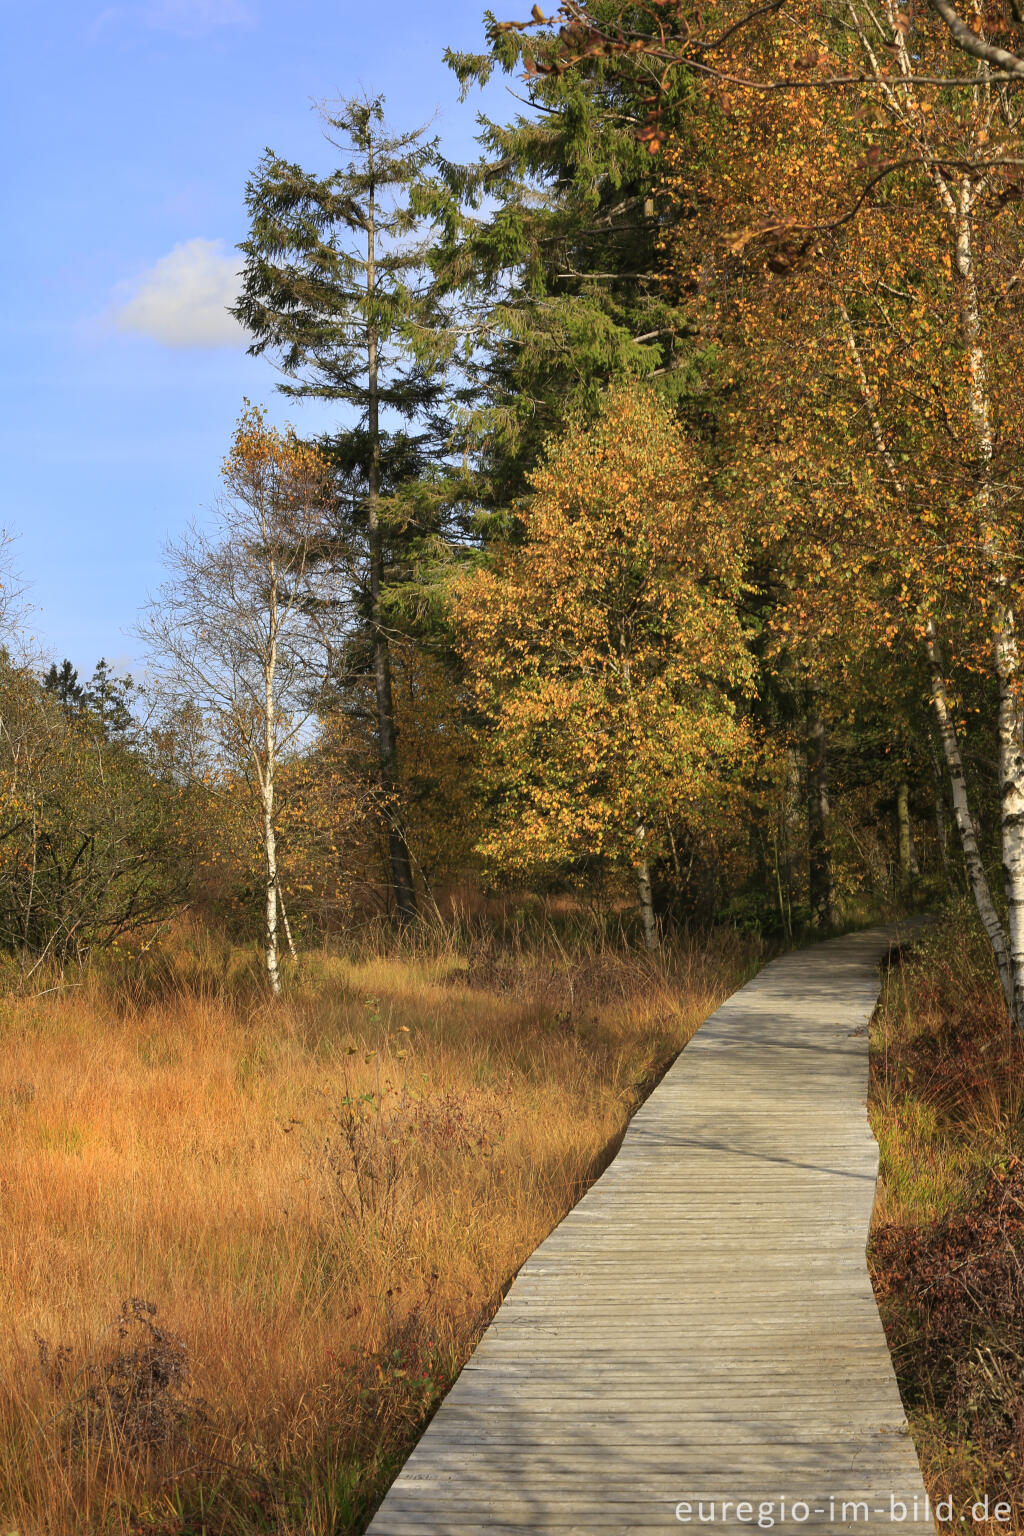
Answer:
[
  {"left": 870, "top": 917, "right": 1024, "bottom": 1229},
  {"left": 0, "top": 915, "right": 751, "bottom": 1534},
  {"left": 870, "top": 908, "right": 1024, "bottom": 1531}
]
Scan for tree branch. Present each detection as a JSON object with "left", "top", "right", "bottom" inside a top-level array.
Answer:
[{"left": 928, "top": 0, "right": 1024, "bottom": 78}]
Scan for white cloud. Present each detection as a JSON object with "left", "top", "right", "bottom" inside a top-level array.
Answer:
[
  {"left": 94, "top": 0, "right": 253, "bottom": 39},
  {"left": 111, "top": 238, "right": 244, "bottom": 350}
]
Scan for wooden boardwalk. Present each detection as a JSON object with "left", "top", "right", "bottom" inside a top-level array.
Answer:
[{"left": 368, "top": 927, "right": 935, "bottom": 1535}]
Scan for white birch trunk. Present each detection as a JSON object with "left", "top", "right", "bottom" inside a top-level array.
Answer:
[
  {"left": 263, "top": 577, "right": 281, "bottom": 997},
  {"left": 955, "top": 190, "right": 1024, "bottom": 1026},
  {"left": 927, "top": 741, "right": 951, "bottom": 873},
  {"left": 926, "top": 623, "right": 1014, "bottom": 1014},
  {"left": 997, "top": 670, "right": 1024, "bottom": 1026},
  {"left": 839, "top": 291, "right": 1019, "bottom": 1020},
  {"left": 277, "top": 879, "right": 298, "bottom": 962},
  {"left": 263, "top": 780, "right": 280, "bottom": 997}
]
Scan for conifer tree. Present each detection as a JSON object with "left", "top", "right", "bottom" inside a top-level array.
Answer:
[
  {"left": 428, "top": 6, "right": 704, "bottom": 513},
  {"left": 43, "top": 660, "right": 84, "bottom": 712},
  {"left": 234, "top": 94, "right": 451, "bottom": 924}
]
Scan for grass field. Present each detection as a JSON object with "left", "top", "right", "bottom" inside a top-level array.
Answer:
[
  {"left": 7, "top": 903, "right": 1016, "bottom": 1536},
  {"left": 0, "top": 916, "right": 751, "bottom": 1534}
]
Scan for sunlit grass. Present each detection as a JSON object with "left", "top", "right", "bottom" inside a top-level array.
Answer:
[{"left": 0, "top": 914, "right": 751, "bottom": 1534}]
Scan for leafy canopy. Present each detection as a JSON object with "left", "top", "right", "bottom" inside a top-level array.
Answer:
[{"left": 456, "top": 385, "right": 752, "bottom": 879}]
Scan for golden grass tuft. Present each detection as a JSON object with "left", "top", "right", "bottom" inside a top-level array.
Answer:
[{"left": 0, "top": 916, "right": 751, "bottom": 1534}]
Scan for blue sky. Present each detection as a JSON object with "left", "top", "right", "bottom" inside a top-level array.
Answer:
[{"left": 1, "top": 0, "right": 509, "bottom": 672}]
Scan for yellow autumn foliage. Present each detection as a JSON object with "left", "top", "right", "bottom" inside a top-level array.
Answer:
[{"left": 455, "top": 386, "right": 753, "bottom": 882}]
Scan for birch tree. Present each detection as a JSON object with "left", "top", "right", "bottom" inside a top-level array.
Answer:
[
  {"left": 653, "top": 2, "right": 1024, "bottom": 1018},
  {"left": 235, "top": 95, "right": 453, "bottom": 925},
  {"left": 141, "top": 408, "right": 332, "bottom": 994},
  {"left": 0, "top": 529, "right": 25, "bottom": 640},
  {"left": 818, "top": 6, "right": 1024, "bottom": 1022},
  {"left": 455, "top": 386, "right": 752, "bottom": 949}
]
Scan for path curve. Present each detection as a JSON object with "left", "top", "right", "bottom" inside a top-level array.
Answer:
[{"left": 368, "top": 926, "right": 935, "bottom": 1535}]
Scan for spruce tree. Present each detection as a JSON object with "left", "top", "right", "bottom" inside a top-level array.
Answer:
[
  {"left": 428, "top": 6, "right": 706, "bottom": 514},
  {"left": 83, "top": 659, "right": 137, "bottom": 740},
  {"left": 235, "top": 94, "right": 457, "bottom": 924},
  {"left": 43, "top": 659, "right": 84, "bottom": 712}
]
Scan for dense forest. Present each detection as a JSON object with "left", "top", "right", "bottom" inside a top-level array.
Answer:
[
  {"left": 5, "top": 2, "right": 1024, "bottom": 1530},
  {"left": 9, "top": 1, "right": 1024, "bottom": 999}
]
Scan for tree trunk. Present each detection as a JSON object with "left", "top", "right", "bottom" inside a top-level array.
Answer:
[
  {"left": 956, "top": 187, "right": 1024, "bottom": 1026},
  {"left": 929, "top": 743, "right": 951, "bottom": 875},
  {"left": 926, "top": 624, "right": 1014, "bottom": 1015},
  {"left": 896, "top": 781, "right": 920, "bottom": 889},
  {"left": 20, "top": 813, "right": 38, "bottom": 980},
  {"left": 636, "top": 843, "right": 659, "bottom": 952},
  {"left": 997, "top": 660, "right": 1024, "bottom": 1028},
  {"left": 839, "top": 287, "right": 1017, "bottom": 1019},
  {"left": 934, "top": 790, "right": 950, "bottom": 873},
  {"left": 263, "top": 787, "right": 281, "bottom": 996},
  {"left": 277, "top": 878, "right": 298, "bottom": 962},
  {"left": 806, "top": 705, "right": 834, "bottom": 931},
  {"left": 263, "top": 619, "right": 281, "bottom": 995},
  {"left": 783, "top": 751, "right": 798, "bottom": 935},
  {"left": 666, "top": 821, "right": 683, "bottom": 885},
  {"left": 617, "top": 645, "right": 659, "bottom": 951},
  {"left": 770, "top": 825, "right": 791, "bottom": 942},
  {"left": 366, "top": 161, "right": 417, "bottom": 925}
]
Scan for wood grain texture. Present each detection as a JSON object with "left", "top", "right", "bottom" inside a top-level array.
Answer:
[{"left": 367, "top": 927, "right": 935, "bottom": 1535}]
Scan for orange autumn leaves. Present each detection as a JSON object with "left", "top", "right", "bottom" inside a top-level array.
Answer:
[
  {"left": 654, "top": 3, "right": 1024, "bottom": 674},
  {"left": 454, "top": 387, "right": 752, "bottom": 881},
  {"left": 221, "top": 404, "right": 330, "bottom": 535}
]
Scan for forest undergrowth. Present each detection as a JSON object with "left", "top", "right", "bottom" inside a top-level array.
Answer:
[{"left": 871, "top": 910, "right": 1024, "bottom": 1530}]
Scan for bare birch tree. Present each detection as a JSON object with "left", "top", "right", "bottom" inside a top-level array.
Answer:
[
  {"left": 0, "top": 529, "right": 27, "bottom": 643},
  {"left": 141, "top": 407, "right": 332, "bottom": 994}
]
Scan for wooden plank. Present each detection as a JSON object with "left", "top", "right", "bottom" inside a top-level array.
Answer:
[{"left": 367, "top": 925, "right": 934, "bottom": 1536}]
